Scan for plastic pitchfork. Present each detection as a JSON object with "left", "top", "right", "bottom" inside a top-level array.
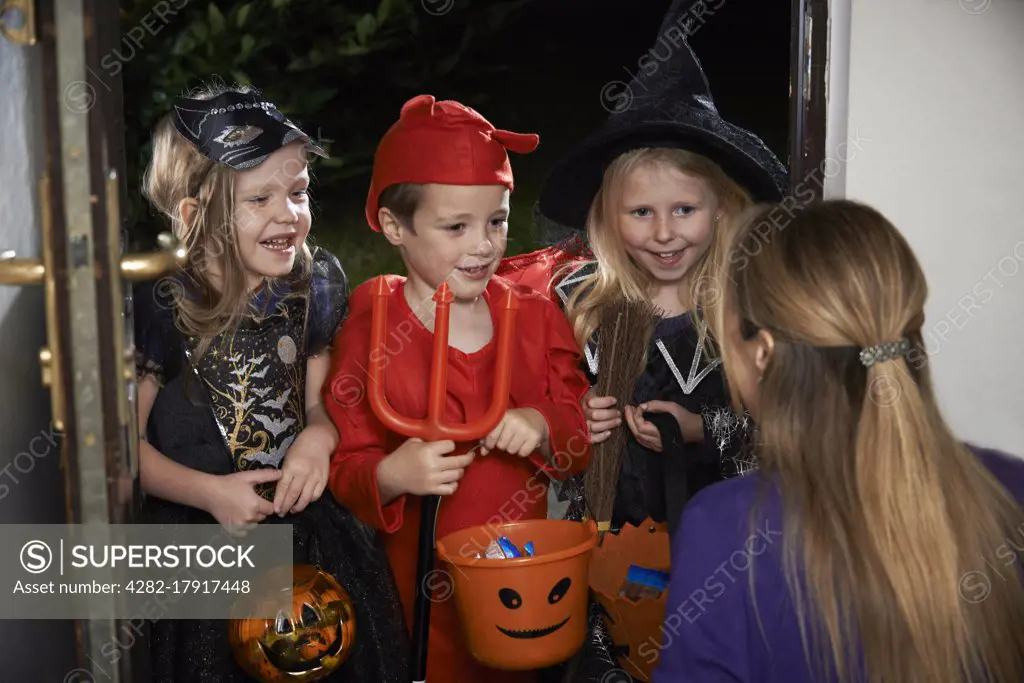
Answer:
[{"left": 366, "top": 276, "right": 519, "bottom": 682}]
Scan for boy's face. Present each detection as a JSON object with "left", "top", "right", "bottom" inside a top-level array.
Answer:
[
  {"left": 385, "top": 184, "right": 510, "bottom": 301},
  {"left": 233, "top": 141, "right": 311, "bottom": 285}
]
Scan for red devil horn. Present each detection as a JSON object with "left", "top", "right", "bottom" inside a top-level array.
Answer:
[
  {"left": 400, "top": 94, "right": 437, "bottom": 120},
  {"left": 491, "top": 129, "right": 540, "bottom": 155}
]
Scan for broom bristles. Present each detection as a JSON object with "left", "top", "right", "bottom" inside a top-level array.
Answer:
[{"left": 584, "top": 296, "right": 659, "bottom": 526}]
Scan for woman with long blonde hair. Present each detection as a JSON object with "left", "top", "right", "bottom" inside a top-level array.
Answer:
[{"left": 654, "top": 199, "right": 1024, "bottom": 683}]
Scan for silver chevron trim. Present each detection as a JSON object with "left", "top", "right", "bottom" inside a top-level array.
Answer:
[
  {"left": 554, "top": 262, "right": 599, "bottom": 374},
  {"left": 656, "top": 338, "right": 721, "bottom": 395}
]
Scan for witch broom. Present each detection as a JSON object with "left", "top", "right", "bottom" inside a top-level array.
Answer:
[{"left": 583, "top": 296, "right": 659, "bottom": 535}]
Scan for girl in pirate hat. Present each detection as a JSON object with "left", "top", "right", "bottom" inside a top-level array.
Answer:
[{"left": 133, "top": 83, "right": 409, "bottom": 682}]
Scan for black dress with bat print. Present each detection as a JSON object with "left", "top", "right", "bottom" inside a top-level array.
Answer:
[{"left": 132, "top": 248, "right": 409, "bottom": 683}]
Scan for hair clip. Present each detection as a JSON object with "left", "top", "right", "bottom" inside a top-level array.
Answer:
[{"left": 859, "top": 337, "right": 911, "bottom": 367}]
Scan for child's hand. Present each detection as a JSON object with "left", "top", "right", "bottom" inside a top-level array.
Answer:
[
  {"left": 582, "top": 388, "right": 622, "bottom": 444},
  {"left": 624, "top": 401, "right": 704, "bottom": 452},
  {"left": 623, "top": 404, "right": 664, "bottom": 451},
  {"left": 207, "top": 468, "right": 282, "bottom": 530},
  {"left": 643, "top": 400, "right": 704, "bottom": 444},
  {"left": 480, "top": 408, "right": 549, "bottom": 457},
  {"left": 274, "top": 430, "right": 330, "bottom": 516},
  {"left": 378, "top": 438, "right": 472, "bottom": 499}
]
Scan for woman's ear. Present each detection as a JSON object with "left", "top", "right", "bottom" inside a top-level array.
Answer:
[
  {"left": 177, "top": 197, "right": 199, "bottom": 234},
  {"left": 378, "top": 208, "right": 405, "bottom": 246},
  {"left": 754, "top": 328, "right": 775, "bottom": 375}
]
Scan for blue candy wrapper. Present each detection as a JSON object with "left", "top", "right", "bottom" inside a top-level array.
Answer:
[
  {"left": 619, "top": 564, "right": 671, "bottom": 600},
  {"left": 625, "top": 564, "right": 671, "bottom": 591},
  {"left": 496, "top": 536, "right": 522, "bottom": 558},
  {"left": 523, "top": 541, "right": 535, "bottom": 557}
]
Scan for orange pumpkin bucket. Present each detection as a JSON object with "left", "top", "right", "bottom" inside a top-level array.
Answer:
[
  {"left": 228, "top": 565, "right": 356, "bottom": 682},
  {"left": 435, "top": 519, "right": 598, "bottom": 670},
  {"left": 590, "top": 518, "right": 671, "bottom": 682}
]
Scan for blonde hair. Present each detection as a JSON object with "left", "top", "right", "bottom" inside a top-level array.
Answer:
[
  {"left": 143, "top": 83, "right": 314, "bottom": 358},
  {"left": 563, "top": 147, "right": 751, "bottom": 351},
  {"left": 717, "top": 199, "right": 1024, "bottom": 683}
]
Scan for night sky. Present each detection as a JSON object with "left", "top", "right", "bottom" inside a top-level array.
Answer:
[
  {"left": 325, "top": 0, "right": 791, "bottom": 216},
  {"left": 312, "top": 0, "right": 793, "bottom": 273},
  {"left": 457, "top": 0, "right": 791, "bottom": 189}
]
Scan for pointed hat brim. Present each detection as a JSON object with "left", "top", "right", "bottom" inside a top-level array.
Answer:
[{"left": 537, "top": 114, "right": 788, "bottom": 231}]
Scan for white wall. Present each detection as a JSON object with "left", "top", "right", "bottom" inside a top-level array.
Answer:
[
  {"left": 825, "top": 0, "right": 1024, "bottom": 455},
  {"left": 0, "top": 36, "right": 77, "bottom": 678},
  {"left": 0, "top": 18, "right": 62, "bottom": 522}
]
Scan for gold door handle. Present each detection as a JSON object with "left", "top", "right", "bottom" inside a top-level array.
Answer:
[
  {"left": 0, "top": 251, "right": 44, "bottom": 286},
  {"left": 0, "top": 169, "right": 185, "bottom": 433},
  {"left": 120, "top": 232, "right": 187, "bottom": 281},
  {"left": 0, "top": 251, "right": 62, "bottom": 430},
  {"left": 0, "top": 176, "right": 64, "bottom": 430},
  {"left": 0, "top": 0, "right": 37, "bottom": 47}
]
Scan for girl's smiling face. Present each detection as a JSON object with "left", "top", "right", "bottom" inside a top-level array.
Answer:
[
  {"left": 233, "top": 141, "right": 312, "bottom": 288},
  {"left": 615, "top": 161, "right": 718, "bottom": 287}
]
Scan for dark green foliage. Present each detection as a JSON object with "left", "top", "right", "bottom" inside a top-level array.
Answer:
[{"left": 120, "top": 0, "right": 536, "bottom": 263}]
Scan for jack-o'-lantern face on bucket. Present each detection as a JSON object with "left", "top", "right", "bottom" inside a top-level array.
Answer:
[
  {"left": 495, "top": 576, "right": 573, "bottom": 639},
  {"left": 229, "top": 566, "right": 356, "bottom": 682},
  {"left": 434, "top": 519, "right": 598, "bottom": 671}
]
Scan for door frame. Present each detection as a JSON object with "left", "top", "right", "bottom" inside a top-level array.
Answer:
[
  {"left": 29, "top": 0, "right": 181, "bottom": 678},
  {"left": 789, "top": 0, "right": 829, "bottom": 198}
]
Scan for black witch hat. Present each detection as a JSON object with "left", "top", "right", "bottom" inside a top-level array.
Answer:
[{"left": 536, "top": 8, "right": 788, "bottom": 234}]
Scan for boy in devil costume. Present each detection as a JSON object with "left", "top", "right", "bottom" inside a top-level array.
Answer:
[{"left": 322, "top": 95, "right": 592, "bottom": 683}]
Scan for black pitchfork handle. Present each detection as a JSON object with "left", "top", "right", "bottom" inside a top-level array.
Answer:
[{"left": 411, "top": 493, "right": 441, "bottom": 682}]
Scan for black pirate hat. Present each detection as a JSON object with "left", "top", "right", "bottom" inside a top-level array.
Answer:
[
  {"left": 537, "top": 10, "right": 788, "bottom": 233},
  {"left": 172, "top": 89, "right": 326, "bottom": 170}
]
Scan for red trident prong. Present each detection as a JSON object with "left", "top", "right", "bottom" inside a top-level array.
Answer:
[
  {"left": 367, "top": 276, "right": 519, "bottom": 442},
  {"left": 366, "top": 275, "right": 520, "bottom": 683}
]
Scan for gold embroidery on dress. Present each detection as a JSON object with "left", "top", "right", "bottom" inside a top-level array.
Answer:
[{"left": 190, "top": 295, "right": 309, "bottom": 501}]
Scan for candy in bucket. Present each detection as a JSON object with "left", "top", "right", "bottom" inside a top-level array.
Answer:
[
  {"left": 474, "top": 537, "right": 536, "bottom": 559},
  {"left": 436, "top": 519, "right": 598, "bottom": 670}
]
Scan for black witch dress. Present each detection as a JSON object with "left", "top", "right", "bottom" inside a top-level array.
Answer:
[
  {"left": 551, "top": 261, "right": 754, "bottom": 535},
  {"left": 541, "top": 261, "right": 754, "bottom": 683},
  {"left": 133, "top": 248, "right": 409, "bottom": 683}
]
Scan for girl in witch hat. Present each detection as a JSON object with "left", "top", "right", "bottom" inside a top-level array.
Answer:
[
  {"left": 497, "top": 13, "right": 787, "bottom": 682},
  {"left": 500, "top": 14, "right": 787, "bottom": 539}
]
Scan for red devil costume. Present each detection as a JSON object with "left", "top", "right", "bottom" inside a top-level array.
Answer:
[{"left": 324, "top": 95, "right": 592, "bottom": 683}]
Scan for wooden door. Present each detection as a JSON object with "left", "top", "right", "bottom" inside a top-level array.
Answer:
[{"left": 0, "top": 0, "right": 184, "bottom": 679}]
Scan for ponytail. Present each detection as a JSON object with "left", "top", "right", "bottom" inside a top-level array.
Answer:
[{"left": 722, "top": 200, "right": 1024, "bottom": 683}]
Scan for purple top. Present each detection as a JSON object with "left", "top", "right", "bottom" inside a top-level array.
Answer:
[{"left": 653, "top": 445, "right": 1024, "bottom": 683}]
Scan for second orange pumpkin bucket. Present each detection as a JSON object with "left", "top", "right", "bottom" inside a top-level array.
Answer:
[{"left": 435, "top": 519, "right": 598, "bottom": 671}]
